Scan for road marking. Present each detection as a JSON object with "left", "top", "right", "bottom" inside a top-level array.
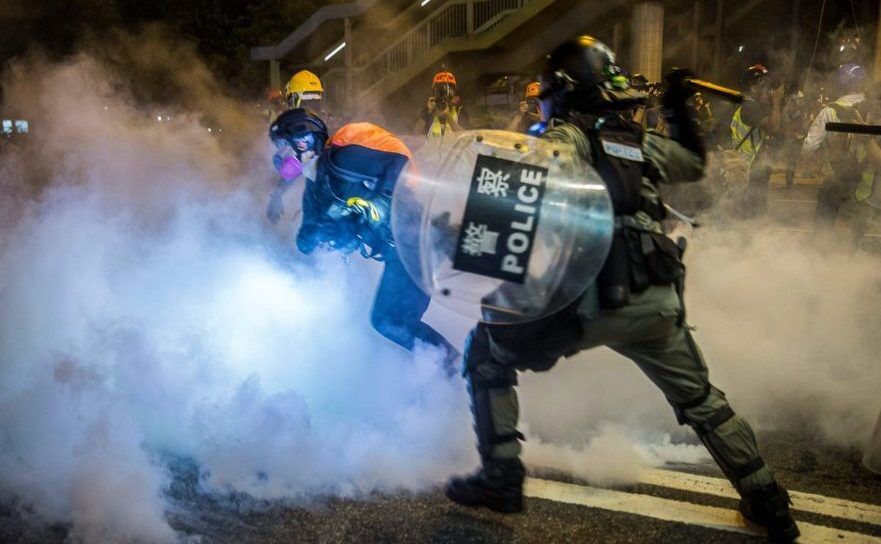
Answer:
[
  {"left": 525, "top": 478, "right": 881, "bottom": 544},
  {"left": 641, "top": 469, "right": 881, "bottom": 527}
]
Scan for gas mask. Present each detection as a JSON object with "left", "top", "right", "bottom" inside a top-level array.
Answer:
[{"left": 272, "top": 133, "right": 318, "bottom": 181}]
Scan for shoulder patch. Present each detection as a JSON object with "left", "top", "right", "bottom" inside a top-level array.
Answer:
[{"left": 601, "top": 139, "right": 645, "bottom": 162}]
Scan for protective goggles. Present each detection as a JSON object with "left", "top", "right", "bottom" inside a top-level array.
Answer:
[
  {"left": 272, "top": 133, "right": 319, "bottom": 181},
  {"left": 286, "top": 92, "right": 323, "bottom": 109}
]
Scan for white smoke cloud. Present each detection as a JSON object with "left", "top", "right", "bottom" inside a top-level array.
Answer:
[
  {"left": 515, "top": 224, "right": 881, "bottom": 477},
  {"left": 2, "top": 33, "right": 880, "bottom": 544},
  {"left": 0, "top": 53, "right": 474, "bottom": 543}
]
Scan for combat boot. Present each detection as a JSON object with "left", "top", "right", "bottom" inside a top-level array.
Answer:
[
  {"left": 444, "top": 458, "right": 525, "bottom": 513},
  {"left": 739, "top": 482, "right": 800, "bottom": 542}
]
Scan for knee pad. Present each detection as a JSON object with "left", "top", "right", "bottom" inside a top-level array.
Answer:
[
  {"left": 464, "top": 325, "right": 519, "bottom": 388},
  {"left": 674, "top": 386, "right": 767, "bottom": 484},
  {"left": 464, "top": 325, "right": 522, "bottom": 460},
  {"left": 674, "top": 386, "right": 736, "bottom": 434}
]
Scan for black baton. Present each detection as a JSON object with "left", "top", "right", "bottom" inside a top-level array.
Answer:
[{"left": 825, "top": 122, "right": 881, "bottom": 135}]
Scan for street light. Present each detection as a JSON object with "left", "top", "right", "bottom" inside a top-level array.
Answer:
[{"left": 324, "top": 42, "right": 347, "bottom": 62}]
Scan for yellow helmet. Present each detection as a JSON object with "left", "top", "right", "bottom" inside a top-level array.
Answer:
[{"left": 285, "top": 70, "right": 324, "bottom": 107}]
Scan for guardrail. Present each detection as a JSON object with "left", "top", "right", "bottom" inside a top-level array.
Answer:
[{"left": 323, "top": 0, "right": 531, "bottom": 105}]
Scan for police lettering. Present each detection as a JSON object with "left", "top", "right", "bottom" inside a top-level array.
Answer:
[{"left": 501, "top": 168, "right": 542, "bottom": 275}]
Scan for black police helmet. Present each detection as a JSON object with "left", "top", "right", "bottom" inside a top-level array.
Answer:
[
  {"left": 541, "top": 35, "right": 645, "bottom": 118},
  {"left": 268, "top": 108, "right": 329, "bottom": 147}
]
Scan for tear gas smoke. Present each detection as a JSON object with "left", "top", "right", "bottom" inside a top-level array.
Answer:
[
  {"left": 0, "top": 52, "right": 474, "bottom": 543},
  {"left": 2, "top": 33, "right": 881, "bottom": 544},
  {"left": 518, "top": 226, "right": 881, "bottom": 453}
]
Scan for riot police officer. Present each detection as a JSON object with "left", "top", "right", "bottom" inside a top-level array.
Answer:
[{"left": 444, "top": 36, "right": 799, "bottom": 543}]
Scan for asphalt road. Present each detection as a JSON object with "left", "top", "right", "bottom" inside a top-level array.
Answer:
[
  {"left": 169, "top": 431, "right": 881, "bottom": 543},
  {"left": 5, "top": 431, "right": 877, "bottom": 544}
]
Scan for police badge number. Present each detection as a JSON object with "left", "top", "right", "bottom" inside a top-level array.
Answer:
[
  {"left": 453, "top": 154, "right": 547, "bottom": 284},
  {"left": 601, "top": 139, "right": 645, "bottom": 162}
]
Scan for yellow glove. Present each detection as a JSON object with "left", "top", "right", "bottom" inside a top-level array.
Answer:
[{"left": 345, "top": 197, "right": 381, "bottom": 223}]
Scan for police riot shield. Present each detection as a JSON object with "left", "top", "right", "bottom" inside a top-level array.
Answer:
[{"left": 392, "top": 130, "right": 613, "bottom": 324}]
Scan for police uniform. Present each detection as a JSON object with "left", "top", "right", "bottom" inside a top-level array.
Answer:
[
  {"left": 461, "top": 115, "right": 777, "bottom": 497},
  {"left": 447, "top": 37, "right": 797, "bottom": 541}
]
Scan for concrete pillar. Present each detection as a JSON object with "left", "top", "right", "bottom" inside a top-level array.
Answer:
[
  {"left": 630, "top": 2, "right": 664, "bottom": 82},
  {"left": 712, "top": 0, "right": 724, "bottom": 80},
  {"left": 865, "top": 409, "right": 881, "bottom": 474},
  {"left": 344, "top": 17, "right": 354, "bottom": 111},
  {"left": 874, "top": 0, "right": 881, "bottom": 82},
  {"left": 269, "top": 60, "right": 281, "bottom": 92},
  {"left": 788, "top": 0, "right": 800, "bottom": 81},
  {"left": 612, "top": 22, "right": 624, "bottom": 56},
  {"left": 691, "top": 2, "right": 701, "bottom": 70}
]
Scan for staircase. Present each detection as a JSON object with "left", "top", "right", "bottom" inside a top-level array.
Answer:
[{"left": 321, "top": 0, "right": 556, "bottom": 106}]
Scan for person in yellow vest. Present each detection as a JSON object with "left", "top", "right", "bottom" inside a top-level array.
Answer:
[
  {"left": 802, "top": 63, "right": 879, "bottom": 245},
  {"left": 414, "top": 71, "right": 469, "bottom": 140},
  {"left": 505, "top": 81, "right": 543, "bottom": 133},
  {"left": 723, "top": 64, "right": 784, "bottom": 219}
]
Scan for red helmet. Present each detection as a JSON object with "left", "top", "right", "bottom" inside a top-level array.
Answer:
[
  {"left": 432, "top": 71, "right": 457, "bottom": 86},
  {"left": 525, "top": 81, "right": 541, "bottom": 98}
]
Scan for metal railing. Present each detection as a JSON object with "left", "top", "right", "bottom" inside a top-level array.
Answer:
[{"left": 323, "top": 0, "right": 531, "bottom": 105}]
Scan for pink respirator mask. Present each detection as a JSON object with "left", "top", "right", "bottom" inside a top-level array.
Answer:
[{"left": 273, "top": 144, "right": 304, "bottom": 181}]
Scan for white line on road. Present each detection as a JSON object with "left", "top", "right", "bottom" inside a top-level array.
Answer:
[
  {"left": 524, "top": 478, "right": 881, "bottom": 544},
  {"left": 641, "top": 469, "right": 881, "bottom": 527}
]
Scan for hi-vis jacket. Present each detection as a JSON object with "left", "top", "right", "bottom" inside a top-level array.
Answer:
[
  {"left": 729, "top": 105, "right": 763, "bottom": 163},
  {"left": 427, "top": 107, "right": 462, "bottom": 140}
]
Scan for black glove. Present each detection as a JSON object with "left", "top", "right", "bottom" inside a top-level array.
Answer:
[
  {"left": 662, "top": 69, "right": 696, "bottom": 110},
  {"left": 662, "top": 68, "right": 705, "bottom": 160}
]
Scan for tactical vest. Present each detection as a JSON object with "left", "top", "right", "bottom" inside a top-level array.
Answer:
[{"left": 569, "top": 114, "right": 684, "bottom": 309}]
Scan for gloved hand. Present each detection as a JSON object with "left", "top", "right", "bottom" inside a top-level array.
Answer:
[
  {"left": 662, "top": 68, "right": 705, "bottom": 159},
  {"left": 266, "top": 192, "right": 284, "bottom": 224},
  {"left": 662, "top": 68, "right": 697, "bottom": 111},
  {"left": 345, "top": 197, "right": 383, "bottom": 224}
]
